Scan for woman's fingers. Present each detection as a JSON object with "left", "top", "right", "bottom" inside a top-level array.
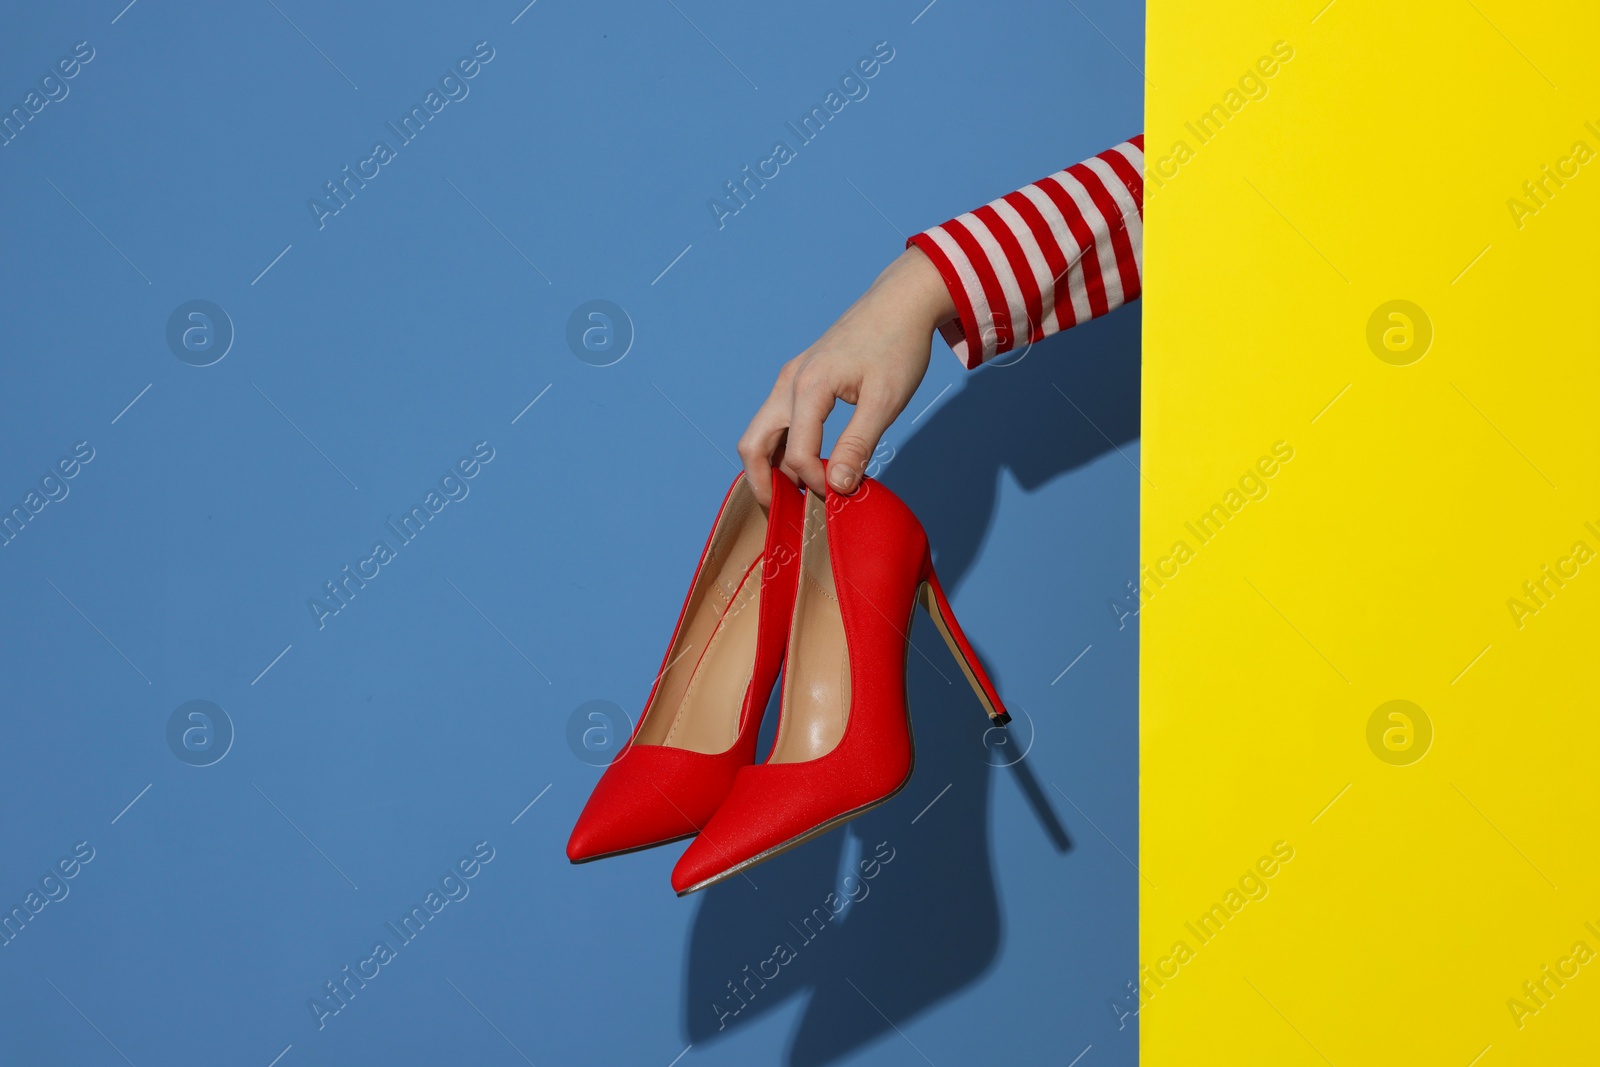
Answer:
[
  {"left": 826, "top": 392, "right": 898, "bottom": 495},
  {"left": 737, "top": 409, "right": 786, "bottom": 507},
  {"left": 737, "top": 358, "right": 806, "bottom": 506},
  {"left": 780, "top": 367, "right": 837, "bottom": 497},
  {"left": 742, "top": 248, "right": 945, "bottom": 503}
]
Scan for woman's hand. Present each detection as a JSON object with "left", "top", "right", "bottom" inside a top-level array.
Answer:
[{"left": 738, "top": 246, "right": 955, "bottom": 505}]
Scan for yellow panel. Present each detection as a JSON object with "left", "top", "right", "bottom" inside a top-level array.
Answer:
[{"left": 1142, "top": 2, "right": 1600, "bottom": 1062}]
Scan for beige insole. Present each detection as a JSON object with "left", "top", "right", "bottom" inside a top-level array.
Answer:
[
  {"left": 769, "top": 492, "right": 851, "bottom": 764},
  {"left": 635, "top": 482, "right": 767, "bottom": 754}
]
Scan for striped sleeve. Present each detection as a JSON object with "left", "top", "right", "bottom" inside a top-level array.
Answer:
[{"left": 907, "top": 135, "right": 1144, "bottom": 369}]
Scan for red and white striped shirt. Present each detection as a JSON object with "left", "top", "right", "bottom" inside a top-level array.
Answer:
[{"left": 907, "top": 135, "right": 1144, "bottom": 369}]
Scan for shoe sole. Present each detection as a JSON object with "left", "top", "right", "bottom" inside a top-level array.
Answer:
[{"left": 569, "top": 830, "right": 699, "bottom": 865}]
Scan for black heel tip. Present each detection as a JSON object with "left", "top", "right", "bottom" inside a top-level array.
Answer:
[{"left": 993, "top": 711, "right": 1012, "bottom": 727}]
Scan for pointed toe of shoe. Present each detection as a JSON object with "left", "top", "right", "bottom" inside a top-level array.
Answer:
[
  {"left": 668, "top": 768, "right": 827, "bottom": 893},
  {"left": 671, "top": 756, "right": 914, "bottom": 893},
  {"left": 668, "top": 809, "right": 774, "bottom": 895},
  {"left": 669, "top": 795, "right": 790, "bottom": 894},
  {"left": 671, "top": 832, "right": 734, "bottom": 894},
  {"left": 567, "top": 745, "right": 744, "bottom": 863},
  {"left": 566, "top": 816, "right": 650, "bottom": 864}
]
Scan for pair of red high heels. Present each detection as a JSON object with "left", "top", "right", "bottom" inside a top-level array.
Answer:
[{"left": 566, "top": 466, "right": 1008, "bottom": 895}]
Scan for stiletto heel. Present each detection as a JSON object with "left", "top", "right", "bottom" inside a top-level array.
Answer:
[{"left": 917, "top": 561, "right": 1011, "bottom": 727}]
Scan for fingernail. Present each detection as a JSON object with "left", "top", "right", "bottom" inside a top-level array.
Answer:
[{"left": 829, "top": 463, "right": 858, "bottom": 493}]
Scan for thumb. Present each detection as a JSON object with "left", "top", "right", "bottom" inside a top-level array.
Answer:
[{"left": 828, "top": 398, "right": 896, "bottom": 495}]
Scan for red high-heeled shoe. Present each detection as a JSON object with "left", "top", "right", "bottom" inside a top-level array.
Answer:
[
  {"left": 670, "top": 472, "right": 1008, "bottom": 895},
  {"left": 567, "top": 469, "right": 803, "bottom": 863}
]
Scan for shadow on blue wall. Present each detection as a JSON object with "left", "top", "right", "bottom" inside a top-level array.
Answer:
[{"left": 680, "top": 308, "right": 1141, "bottom": 1064}]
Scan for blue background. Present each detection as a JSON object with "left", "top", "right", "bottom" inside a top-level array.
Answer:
[{"left": 0, "top": 1, "right": 1143, "bottom": 1063}]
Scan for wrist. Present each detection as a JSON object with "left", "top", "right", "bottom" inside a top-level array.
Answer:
[{"left": 879, "top": 246, "right": 957, "bottom": 332}]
